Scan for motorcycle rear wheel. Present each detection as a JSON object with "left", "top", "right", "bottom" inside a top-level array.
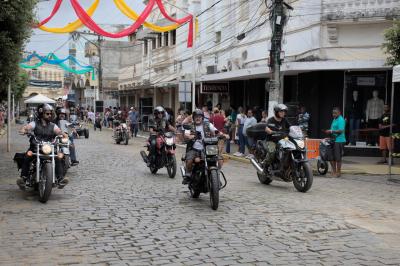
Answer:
[
  {"left": 167, "top": 155, "right": 177, "bottom": 178},
  {"left": 209, "top": 170, "right": 220, "bottom": 210},
  {"left": 293, "top": 162, "right": 313, "bottom": 193},
  {"left": 317, "top": 159, "right": 328, "bottom": 175},
  {"left": 257, "top": 172, "right": 273, "bottom": 185},
  {"left": 39, "top": 162, "right": 53, "bottom": 203}
]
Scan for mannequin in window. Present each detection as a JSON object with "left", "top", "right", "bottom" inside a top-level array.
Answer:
[
  {"left": 366, "top": 90, "right": 384, "bottom": 146},
  {"left": 347, "top": 90, "right": 363, "bottom": 145}
]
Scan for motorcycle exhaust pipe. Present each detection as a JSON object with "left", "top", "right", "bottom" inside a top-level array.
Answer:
[
  {"left": 250, "top": 158, "right": 264, "bottom": 174},
  {"left": 180, "top": 166, "right": 186, "bottom": 177},
  {"left": 140, "top": 151, "right": 148, "bottom": 163}
]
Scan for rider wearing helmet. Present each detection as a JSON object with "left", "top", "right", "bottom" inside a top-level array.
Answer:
[
  {"left": 17, "top": 104, "right": 68, "bottom": 189},
  {"left": 56, "top": 108, "right": 79, "bottom": 166},
  {"left": 182, "top": 109, "right": 228, "bottom": 184},
  {"left": 265, "top": 104, "right": 291, "bottom": 138},
  {"left": 113, "top": 110, "right": 125, "bottom": 128},
  {"left": 145, "top": 106, "right": 176, "bottom": 166}
]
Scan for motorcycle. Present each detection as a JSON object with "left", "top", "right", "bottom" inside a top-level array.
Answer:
[
  {"left": 57, "top": 135, "right": 71, "bottom": 175},
  {"left": 71, "top": 121, "right": 89, "bottom": 139},
  {"left": 140, "top": 131, "right": 177, "bottom": 178},
  {"left": 317, "top": 138, "right": 334, "bottom": 175},
  {"left": 13, "top": 133, "right": 68, "bottom": 203},
  {"left": 179, "top": 128, "right": 227, "bottom": 210},
  {"left": 113, "top": 121, "right": 129, "bottom": 145},
  {"left": 248, "top": 125, "right": 313, "bottom": 193}
]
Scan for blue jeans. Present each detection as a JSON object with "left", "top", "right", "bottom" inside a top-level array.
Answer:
[
  {"left": 238, "top": 125, "right": 245, "bottom": 154},
  {"left": 130, "top": 123, "right": 138, "bottom": 137},
  {"left": 69, "top": 136, "right": 77, "bottom": 161},
  {"left": 349, "top": 118, "right": 360, "bottom": 145}
]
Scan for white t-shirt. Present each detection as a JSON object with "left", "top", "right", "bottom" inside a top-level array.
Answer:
[
  {"left": 189, "top": 123, "right": 217, "bottom": 150},
  {"left": 237, "top": 114, "right": 246, "bottom": 125},
  {"left": 243, "top": 117, "right": 257, "bottom": 137}
]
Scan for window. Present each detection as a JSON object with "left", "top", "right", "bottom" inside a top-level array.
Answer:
[
  {"left": 214, "top": 53, "right": 218, "bottom": 64},
  {"left": 133, "top": 64, "right": 136, "bottom": 74},
  {"left": 157, "top": 33, "right": 162, "bottom": 48},
  {"left": 174, "top": 60, "right": 177, "bottom": 72},
  {"left": 171, "top": 30, "right": 176, "bottom": 45},
  {"left": 143, "top": 40, "right": 148, "bottom": 55},
  {"left": 164, "top": 32, "right": 169, "bottom": 46},
  {"left": 152, "top": 38, "right": 156, "bottom": 50},
  {"left": 215, "top": 31, "right": 221, "bottom": 43}
]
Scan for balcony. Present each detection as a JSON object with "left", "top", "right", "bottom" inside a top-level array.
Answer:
[{"left": 322, "top": 0, "right": 400, "bottom": 21}]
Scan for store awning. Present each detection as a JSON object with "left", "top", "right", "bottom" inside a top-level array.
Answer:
[
  {"left": 199, "top": 59, "right": 390, "bottom": 82},
  {"left": 24, "top": 94, "right": 55, "bottom": 104}
]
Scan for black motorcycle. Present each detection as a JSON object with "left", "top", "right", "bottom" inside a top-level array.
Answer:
[
  {"left": 140, "top": 131, "right": 177, "bottom": 178},
  {"left": 14, "top": 134, "right": 66, "bottom": 203},
  {"left": 248, "top": 125, "right": 313, "bottom": 193},
  {"left": 180, "top": 129, "right": 227, "bottom": 210},
  {"left": 113, "top": 121, "right": 129, "bottom": 145}
]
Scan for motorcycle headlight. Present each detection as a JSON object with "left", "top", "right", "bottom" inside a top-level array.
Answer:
[
  {"left": 206, "top": 145, "right": 219, "bottom": 156},
  {"left": 165, "top": 137, "right": 174, "bottom": 146},
  {"left": 42, "top": 144, "right": 52, "bottom": 154},
  {"left": 61, "top": 137, "right": 69, "bottom": 144},
  {"left": 296, "top": 140, "right": 305, "bottom": 149}
]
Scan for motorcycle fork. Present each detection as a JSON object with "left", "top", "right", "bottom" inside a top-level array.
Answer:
[{"left": 36, "top": 144, "right": 40, "bottom": 183}]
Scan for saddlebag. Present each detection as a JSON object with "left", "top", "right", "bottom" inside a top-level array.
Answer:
[{"left": 13, "top": 153, "right": 26, "bottom": 170}]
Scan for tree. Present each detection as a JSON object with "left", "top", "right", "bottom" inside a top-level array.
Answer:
[
  {"left": 383, "top": 20, "right": 400, "bottom": 66},
  {"left": 0, "top": 0, "right": 36, "bottom": 99},
  {"left": 12, "top": 71, "right": 29, "bottom": 101}
]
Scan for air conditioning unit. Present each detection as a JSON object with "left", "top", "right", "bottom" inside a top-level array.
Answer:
[{"left": 206, "top": 65, "right": 217, "bottom": 74}]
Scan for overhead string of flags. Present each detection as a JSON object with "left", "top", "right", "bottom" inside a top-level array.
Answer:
[{"left": 33, "top": 0, "right": 196, "bottom": 47}]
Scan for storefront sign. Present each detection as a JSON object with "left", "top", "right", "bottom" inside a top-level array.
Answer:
[
  {"left": 201, "top": 83, "right": 229, "bottom": 94},
  {"left": 84, "top": 89, "right": 95, "bottom": 98},
  {"left": 179, "top": 81, "right": 192, "bottom": 102},
  {"left": 29, "top": 80, "right": 62, "bottom": 88},
  {"left": 357, "top": 77, "right": 375, "bottom": 86}
]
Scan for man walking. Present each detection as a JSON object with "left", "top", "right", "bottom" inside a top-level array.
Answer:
[
  {"left": 325, "top": 107, "right": 346, "bottom": 177},
  {"left": 128, "top": 107, "right": 139, "bottom": 137}
]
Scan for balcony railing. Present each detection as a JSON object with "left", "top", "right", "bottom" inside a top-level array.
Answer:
[{"left": 322, "top": 0, "right": 400, "bottom": 21}]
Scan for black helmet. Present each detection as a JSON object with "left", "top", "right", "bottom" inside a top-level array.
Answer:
[
  {"left": 153, "top": 106, "right": 165, "bottom": 116},
  {"left": 273, "top": 104, "right": 288, "bottom": 116},
  {"left": 192, "top": 109, "right": 204, "bottom": 119},
  {"left": 37, "top": 103, "right": 54, "bottom": 118}
]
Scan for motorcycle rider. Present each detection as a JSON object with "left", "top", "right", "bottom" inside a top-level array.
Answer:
[
  {"left": 17, "top": 104, "right": 69, "bottom": 189},
  {"left": 265, "top": 104, "right": 291, "bottom": 137},
  {"left": 146, "top": 106, "right": 176, "bottom": 165},
  {"left": 56, "top": 108, "right": 79, "bottom": 166},
  {"left": 182, "top": 109, "right": 228, "bottom": 184}
]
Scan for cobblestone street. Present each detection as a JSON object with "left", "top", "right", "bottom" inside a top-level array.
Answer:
[{"left": 1, "top": 129, "right": 400, "bottom": 265}]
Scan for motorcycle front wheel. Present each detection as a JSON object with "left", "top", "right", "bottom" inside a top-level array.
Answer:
[
  {"left": 293, "top": 162, "right": 313, "bottom": 193},
  {"left": 167, "top": 155, "right": 177, "bottom": 178},
  {"left": 39, "top": 162, "right": 53, "bottom": 203},
  {"left": 124, "top": 132, "right": 129, "bottom": 145},
  {"left": 209, "top": 169, "right": 220, "bottom": 210}
]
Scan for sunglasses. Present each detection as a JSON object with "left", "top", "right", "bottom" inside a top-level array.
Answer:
[{"left": 44, "top": 112, "right": 52, "bottom": 116}]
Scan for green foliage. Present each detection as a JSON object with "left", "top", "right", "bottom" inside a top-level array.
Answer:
[
  {"left": 12, "top": 71, "right": 29, "bottom": 101},
  {"left": 0, "top": 0, "right": 36, "bottom": 98},
  {"left": 383, "top": 20, "right": 400, "bottom": 66}
]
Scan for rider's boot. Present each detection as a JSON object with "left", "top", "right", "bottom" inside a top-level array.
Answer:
[
  {"left": 16, "top": 177, "right": 26, "bottom": 191},
  {"left": 182, "top": 172, "right": 191, "bottom": 185}
]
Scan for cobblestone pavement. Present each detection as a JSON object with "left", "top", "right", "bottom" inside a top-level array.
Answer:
[{"left": 1, "top": 128, "right": 400, "bottom": 265}]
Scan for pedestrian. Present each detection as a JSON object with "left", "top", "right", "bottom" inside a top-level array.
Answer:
[
  {"left": 297, "top": 104, "right": 310, "bottom": 137},
  {"left": 128, "top": 107, "right": 139, "bottom": 137},
  {"left": 234, "top": 107, "right": 246, "bottom": 157},
  {"left": 378, "top": 104, "right": 394, "bottom": 164},
  {"left": 325, "top": 107, "right": 346, "bottom": 177},
  {"left": 210, "top": 108, "right": 226, "bottom": 154},
  {"left": 202, "top": 105, "right": 210, "bottom": 122},
  {"left": 243, "top": 109, "right": 257, "bottom": 158},
  {"left": 261, "top": 110, "right": 268, "bottom": 122}
]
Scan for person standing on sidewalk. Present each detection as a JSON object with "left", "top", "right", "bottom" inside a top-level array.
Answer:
[
  {"left": 234, "top": 107, "right": 246, "bottom": 157},
  {"left": 128, "top": 107, "right": 139, "bottom": 137},
  {"left": 243, "top": 109, "right": 257, "bottom": 158},
  {"left": 325, "top": 107, "right": 346, "bottom": 177},
  {"left": 210, "top": 108, "right": 226, "bottom": 154},
  {"left": 378, "top": 104, "right": 394, "bottom": 164}
]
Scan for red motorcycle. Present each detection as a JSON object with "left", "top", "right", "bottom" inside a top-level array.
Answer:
[{"left": 141, "top": 131, "right": 177, "bottom": 178}]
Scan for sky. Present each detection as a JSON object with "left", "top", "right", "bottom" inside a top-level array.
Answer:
[{"left": 26, "top": 0, "right": 145, "bottom": 62}]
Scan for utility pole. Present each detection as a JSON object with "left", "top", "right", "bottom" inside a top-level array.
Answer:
[
  {"left": 7, "top": 82, "right": 11, "bottom": 152},
  {"left": 267, "top": 0, "right": 291, "bottom": 117}
]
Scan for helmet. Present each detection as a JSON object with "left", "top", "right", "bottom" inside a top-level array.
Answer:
[
  {"left": 192, "top": 109, "right": 204, "bottom": 119},
  {"left": 153, "top": 106, "right": 165, "bottom": 116},
  {"left": 274, "top": 104, "right": 288, "bottom": 115},
  {"left": 37, "top": 103, "right": 54, "bottom": 118},
  {"left": 57, "top": 108, "right": 67, "bottom": 115}
]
